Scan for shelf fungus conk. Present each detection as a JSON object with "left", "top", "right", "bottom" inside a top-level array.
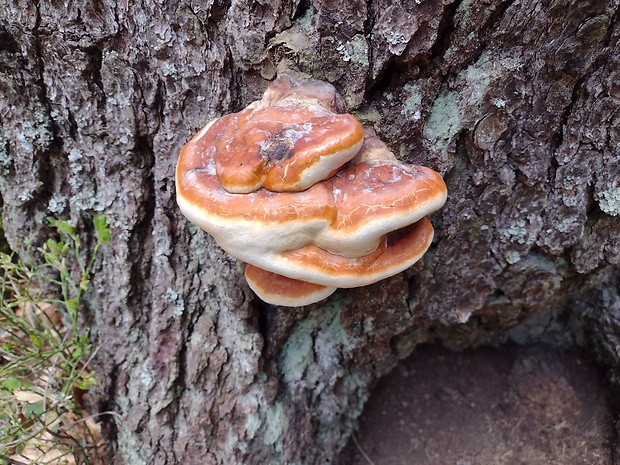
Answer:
[{"left": 176, "top": 73, "right": 448, "bottom": 307}]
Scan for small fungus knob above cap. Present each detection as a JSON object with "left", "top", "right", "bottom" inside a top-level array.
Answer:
[{"left": 260, "top": 72, "right": 348, "bottom": 113}]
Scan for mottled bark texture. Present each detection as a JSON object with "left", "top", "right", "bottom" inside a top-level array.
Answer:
[{"left": 1, "top": 0, "right": 619, "bottom": 463}]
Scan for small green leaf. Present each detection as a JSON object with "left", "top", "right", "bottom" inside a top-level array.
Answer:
[
  {"left": 72, "top": 345, "right": 83, "bottom": 360},
  {"left": 24, "top": 400, "right": 45, "bottom": 418},
  {"left": 3, "top": 377, "right": 21, "bottom": 390},
  {"left": 46, "top": 217, "right": 57, "bottom": 227},
  {"left": 75, "top": 379, "right": 90, "bottom": 390},
  {"left": 65, "top": 299, "right": 79, "bottom": 311},
  {"left": 79, "top": 275, "right": 90, "bottom": 291},
  {"left": 75, "top": 374, "right": 98, "bottom": 390},
  {"left": 93, "top": 215, "right": 110, "bottom": 243},
  {"left": 55, "top": 219, "right": 75, "bottom": 235},
  {"left": 30, "top": 335, "right": 44, "bottom": 350},
  {"left": 42, "top": 251, "right": 60, "bottom": 267},
  {"left": 45, "top": 238, "right": 60, "bottom": 253},
  {"left": 2, "top": 342, "right": 16, "bottom": 353}
]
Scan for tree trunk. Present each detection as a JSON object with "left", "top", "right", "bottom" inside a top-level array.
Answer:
[{"left": 1, "top": 0, "right": 619, "bottom": 463}]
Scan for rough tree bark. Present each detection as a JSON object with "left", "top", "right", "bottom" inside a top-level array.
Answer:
[{"left": 1, "top": 0, "right": 619, "bottom": 463}]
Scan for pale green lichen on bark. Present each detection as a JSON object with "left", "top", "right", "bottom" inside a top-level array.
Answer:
[
  {"left": 262, "top": 401, "right": 285, "bottom": 446},
  {"left": 597, "top": 187, "right": 620, "bottom": 216},
  {"left": 272, "top": 297, "right": 366, "bottom": 459},
  {"left": 279, "top": 321, "right": 314, "bottom": 384},
  {"left": 336, "top": 35, "right": 369, "bottom": 67},
  {"left": 401, "top": 83, "right": 423, "bottom": 120},
  {"left": 425, "top": 90, "right": 461, "bottom": 153},
  {"left": 426, "top": 51, "right": 522, "bottom": 155},
  {"left": 279, "top": 297, "right": 354, "bottom": 386},
  {"left": 0, "top": 137, "right": 12, "bottom": 175},
  {"left": 115, "top": 422, "right": 149, "bottom": 465},
  {"left": 17, "top": 111, "right": 53, "bottom": 152},
  {"left": 462, "top": 52, "right": 497, "bottom": 104}
]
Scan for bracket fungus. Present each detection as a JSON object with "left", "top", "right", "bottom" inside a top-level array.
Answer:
[{"left": 176, "top": 74, "right": 447, "bottom": 307}]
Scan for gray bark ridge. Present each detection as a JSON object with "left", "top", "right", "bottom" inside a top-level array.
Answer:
[{"left": 1, "top": 0, "right": 619, "bottom": 464}]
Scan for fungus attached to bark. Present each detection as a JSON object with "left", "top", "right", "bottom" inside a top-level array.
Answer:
[{"left": 176, "top": 73, "right": 448, "bottom": 307}]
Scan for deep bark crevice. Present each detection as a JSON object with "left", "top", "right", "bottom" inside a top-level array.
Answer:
[
  {"left": 428, "top": 0, "right": 461, "bottom": 64},
  {"left": 0, "top": 25, "right": 19, "bottom": 53}
]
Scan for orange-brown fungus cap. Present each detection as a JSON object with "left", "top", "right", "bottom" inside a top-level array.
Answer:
[
  {"left": 244, "top": 264, "right": 336, "bottom": 307},
  {"left": 211, "top": 105, "right": 363, "bottom": 193},
  {"left": 186, "top": 74, "right": 364, "bottom": 194},
  {"left": 265, "top": 217, "right": 435, "bottom": 288},
  {"left": 322, "top": 157, "right": 446, "bottom": 257}
]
